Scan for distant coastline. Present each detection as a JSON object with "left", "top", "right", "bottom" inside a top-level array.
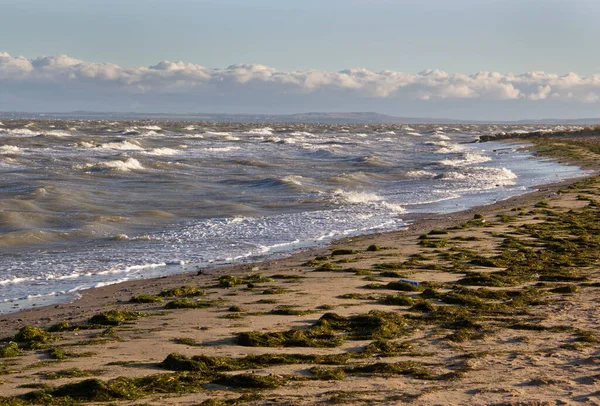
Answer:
[{"left": 2, "top": 110, "right": 600, "bottom": 125}]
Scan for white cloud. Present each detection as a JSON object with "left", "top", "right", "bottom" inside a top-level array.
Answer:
[{"left": 1, "top": 52, "right": 599, "bottom": 114}]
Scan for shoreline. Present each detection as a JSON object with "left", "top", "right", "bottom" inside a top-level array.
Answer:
[
  {"left": 0, "top": 139, "right": 586, "bottom": 318},
  {"left": 0, "top": 172, "right": 582, "bottom": 332},
  {"left": 3, "top": 133, "right": 600, "bottom": 405}
]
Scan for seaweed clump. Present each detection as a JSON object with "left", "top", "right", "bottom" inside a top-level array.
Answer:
[
  {"left": 88, "top": 310, "right": 146, "bottom": 326},
  {"left": 14, "top": 326, "right": 56, "bottom": 349}
]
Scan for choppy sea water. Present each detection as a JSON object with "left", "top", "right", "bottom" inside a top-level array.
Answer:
[{"left": 0, "top": 120, "right": 588, "bottom": 313}]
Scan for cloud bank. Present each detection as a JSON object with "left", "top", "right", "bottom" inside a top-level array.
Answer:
[{"left": 1, "top": 52, "right": 599, "bottom": 117}]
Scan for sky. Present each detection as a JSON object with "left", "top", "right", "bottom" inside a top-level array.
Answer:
[{"left": 1, "top": 0, "right": 600, "bottom": 120}]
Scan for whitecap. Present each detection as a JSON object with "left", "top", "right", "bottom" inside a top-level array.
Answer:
[
  {"left": 139, "top": 130, "right": 161, "bottom": 137},
  {"left": 405, "top": 170, "right": 436, "bottom": 178},
  {"left": 0, "top": 145, "right": 21, "bottom": 154},
  {"left": 144, "top": 147, "right": 180, "bottom": 156},
  {"left": 44, "top": 130, "right": 72, "bottom": 137},
  {"left": 200, "top": 146, "right": 241, "bottom": 152},
  {"left": 247, "top": 127, "right": 274, "bottom": 135},
  {"left": 99, "top": 141, "right": 144, "bottom": 151},
  {"left": 290, "top": 131, "right": 315, "bottom": 137},
  {"left": 81, "top": 157, "right": 145, "bottom": 172},
  {"left": 439, "top": 152, "right": 492, "bottom": 167},
  {"left": 0, "top": 128, "right": 41, "bottom": 137},
  {"left": 438, "top": 167, "right": 517, "bottom": 186},
  {"left": 335, "top": 190, "right": 383, "bottom": 204}
]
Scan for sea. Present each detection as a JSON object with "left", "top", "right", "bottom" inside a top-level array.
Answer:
[{"left": 0, "top": 120, "right": 589, "bottom": 314}]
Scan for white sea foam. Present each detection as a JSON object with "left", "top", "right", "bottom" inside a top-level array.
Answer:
[
  {"left": 184, "top": 125, "right": 196, "bottom": 130},
  {"left": 96, "top": 262, "right": 166, "bottom": 276},
  {"left": 439, "top": 167, "right": 517, "bottom": 186},
  {"left": 0, "top": 122, "right": 3, "bottom": 126},
  {"left": 139, "top": 130, "right": 161, "bottom": 137},
  {"left": 203, "top": 131, "right": 233, "bottom": 136},
  {"left": 247, "top": 127, "right": 274, "bottom": 135},
  {"left": 81, "top": 157, "right": 145, "bottom": 172},
  {"left": 0, "top": 145, "right": 21, "bottom": 154},
  {"left": 99, "top": 141, "right": 144, "bottom": 151},
  {"left": 121, "top": 127, "right": 140, "bottom": 134},
  {"left": 200, "top": 146, "right": 241, "bottom": 152},
  {"left": 44, "top": 130, "right": 72, "bottom": 137},
  {"left": 439, "top": 152, "right": 492, "bottom": 167},
  {"left": 290, "top": 131, "right": 315, "bottom": 137},
  {"left": 184, "top": 133, "right": 205, "bottom": 139},
  {"left": 433, "top": 142, "right": 466, "bottom": 154},
  {"left": 333, "top": 190, "right": 406, "bottom": 213},
  {"left": 405, "top": 170, "right": 436, "bottom": 178},
  {"left": 141, "top": 125, "right": 162, "bottom": 131},
  {"left": 145, "top": 147, "right": 180, "bottom": 156},
  {"left": 0, "top": 128, "right": 41, "bottom": 137}
]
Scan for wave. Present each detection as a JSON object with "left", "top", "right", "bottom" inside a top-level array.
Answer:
[
  {"left": 0, "top": 128, "right": 41, "bottom": 137},
  {"left": 141, "top": 125, "right": 162, "bottom": 131},
  {"left": 358, "top": 154, "right": 388, "bottom": 166},
  {"left": 80, "top": 157, "right": 145, "bottom": 172},
  {"left": 405, "top": 170, "right": 436, "bottom": 178},
  {"left": 329, "top": 171, "right": 383, "bottom": 185},
  {"left": 431, "top": 141, "right": 466, "bottom": 154},
  {"left": 42, "top": 130, "right": 73, "bottom": 137},
  {"left": 144, "top": 147, "right": 180, "bottom": 156},
  {"left": 139, "top": 130, "right": 162, "bottom": 137},
  {"left": 0, "top": 145, "right": 21, "bottom": 154},
  {"left": 280, "top": 175, "right": 304, "bottom": 187},
  {"left": 0, "top": 229, "right": 71, "bottom": 247},
  {"left": 200, "top": 146, "right": 241, "bottom": 152},
  {"left": 0, "top": 262, "right": 168, "bottom": 290},
  {"left": 247, "top": 127, "right": 274, "bottom": 135},
  {"left": 289, "top": 131, "right": 315, "bottom": 137},
  {"left": 333, "top": 190, "right": 406, "bottom": 213},
  {"left": 203, "top": 131, "right": 233, "bottom": 136},
  {"left": 439, "top": 152, "right": 492, "bottom": 167},
  {"left": 98, "top": 140, "right": 144, "bottom": 151},
  {"left": 437, "top": 167, "right": 517, "bottom": 187}
]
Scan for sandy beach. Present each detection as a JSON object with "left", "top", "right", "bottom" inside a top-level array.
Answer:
[{"left": 2, "top": 131, "right": 600, "bottom": 405}]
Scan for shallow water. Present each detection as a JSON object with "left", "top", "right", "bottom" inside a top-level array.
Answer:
[{"left": 0, "top": 120, "right": 587, "bottom": 313}]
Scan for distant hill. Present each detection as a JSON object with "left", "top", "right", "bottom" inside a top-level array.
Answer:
[{"left": 1, "top": 111, "right": 600, "bottom": 125}]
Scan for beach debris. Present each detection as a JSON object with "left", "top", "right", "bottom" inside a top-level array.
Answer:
[{"left": 399, "top": 279, "right": 419, "bottom": 287}]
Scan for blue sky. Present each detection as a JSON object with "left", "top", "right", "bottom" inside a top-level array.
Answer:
[{"left": 1, "top": 0, "right": 600, "bottom": 119}]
